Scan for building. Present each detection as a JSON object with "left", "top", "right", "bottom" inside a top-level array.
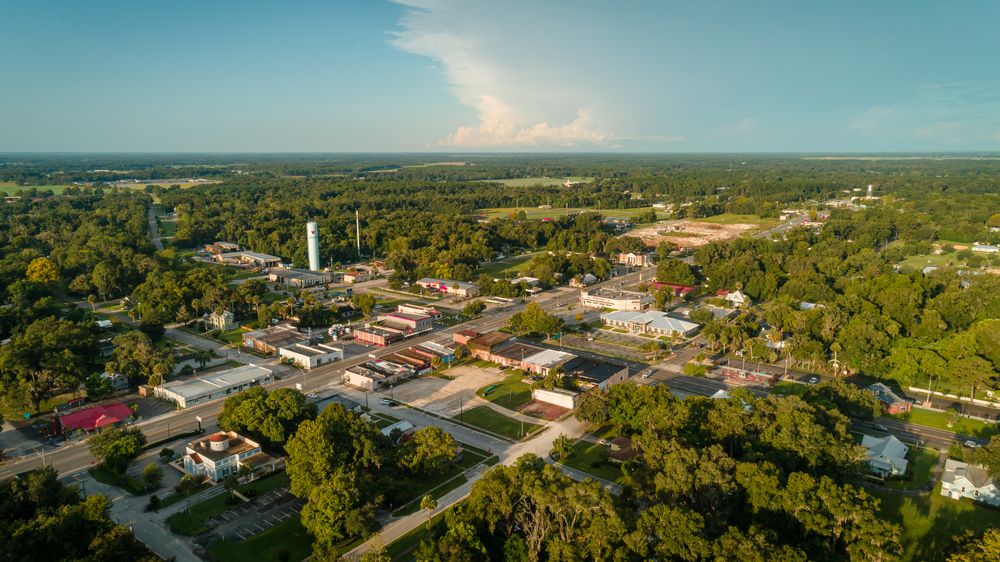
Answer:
[
  {"left": 650, "top": 281, "right": 696, "bottom": 297},
  {"left": 601, "top": 310, "right": 700, "bottom": 338},
  {"left": 342, "top": 269, "right": 371, "bottom": 284},
  {"left": 306, "top": 221, "right": 320, "bottom": 271},
  {"left": 206, "top": 310, "right": 236, "bottom": 331},
  {"left": 569, "top": 273, "right": 599, "bottom": 288},
  {"left": 718, "top": 365, "right": 778, "bottom": 385},
  {"left": 381, "top": 420, "right": 416, "bottom": 442},
  {"left": 416, "top": 278, "right": 479, "bottom": 298},
  {"left": 453, "top": 329, "right": 481, "bottom": 347},
  {"left": 862, "top": 434, "right": 909, "bottom": 478},
  {"left": 717, "top": 289, "right": 750, "bottom": 307},
  {"left": 561, "top": 355, "right": 629, "bottom": 390},
  {"left": 617, "top": 252, "right": 654, "bottom": 267},
  {"left": 940, "top": 459, "right": 1000, "bottom": 506},
  {"left": 213, "top": 251, "right": 282, "bottom": 269},
  {"left": 531, "top": 387, "right": 579, "bottom": 409},
  {"left": 242, "top": 324, "right": 307, "bottom": 354},
  {"left": 154, "top": 365, "right": 273, "bottom": 408},
  {"left": 99, "top": 371, "right": 130, "bottom": 392},
  {"left": 517, "top": 348, "right": 575, "bottom": 375},
  {"left": 205, "top": 241, "right": 240, "bottom": 255},
  {"left": 343, "top": 360, "right": 414, "bottom": 391},
  {"left": 580, "top": 288, "right": 653, "bottom": 311},
  {"left": 279, "top": 343, "right": 343, "bottom": 370},
  {"left": 269, "top": 268, "right": 332, "bottom": 288},
  {"left": 312, "top": 392, "right": 363, "bottom": 414},
  {"left": 94, "top": 319, "right": 114, "bottom": 330},
  {"left": 380, "top": 312, "right": 434, "bottom": 334},
  {"left": 971, "top": 244, "right": 999, "bottom": 254},
  {"left": 57, "top": 403, "right": 133, "bottom": 436},
  {"left": 604, "top": 218, "right": 631, "bottom": 233},
  {"left": 183, "top": 431, "right": 281, "bottom": 482},
  {"left": 869, "top": 383, "right": 912, "bottom": 414},
  {"left": 397, "top": 303, "right": 442, "bottom": 319},
  {"left": 352, "top": 325, "right": 405, "bottom": 347}
]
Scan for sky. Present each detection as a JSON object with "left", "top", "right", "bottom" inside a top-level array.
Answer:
[{"left": 1, "top": 0, "right": 999, "bottom": 153}]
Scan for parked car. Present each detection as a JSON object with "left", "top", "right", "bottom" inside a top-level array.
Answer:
[
  {"left": 379, "top": 398, "right": 395, "bottom": 406},
  {"left": 964, "top": 440, "right": 981, "bottom": 448},
  {"left": 806, "top": 376, "right": 820, "bottom": 385}
]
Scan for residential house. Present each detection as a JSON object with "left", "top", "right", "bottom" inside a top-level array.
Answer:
[
  {"left": 717, "top": 289, "right": 750, "bottom": 307},
  {"left": 99, "top": 371, "right": 130, "bottom": 392},
  {"left": 862, "top": 434, "right": 909, "bottom": 478},
  {"left": 569, "top": 273, "right": 599, "bottom": 288},
  {"left": 940, "top": 459, "right": 1000, "bottom": 507},
  {"left": 869, "top": 383, "right": 912, "bottom": 414},
  {"left": 206, "top": 310, "right": 236, "bottom": 331}
]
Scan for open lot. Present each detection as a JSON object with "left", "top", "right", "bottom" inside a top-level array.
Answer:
[
  {"left": 477, "top": 205, "right": 654, "bottom": 221},
  {"left": 454, "top": 406, "right": 542, "bottom": 440},
  {"left": 389, "top": 364, "right": 506, "bottom": 417},
  {"left": 628, "top": 218, "right": 763, "bottom": 249}
]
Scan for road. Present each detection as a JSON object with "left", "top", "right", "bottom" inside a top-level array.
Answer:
[
  {"left": 754, "top": 213, "right": 807, "bottom": 239},
  {"left": 147, "top": 204, "right": 164, "bottom": 251}
]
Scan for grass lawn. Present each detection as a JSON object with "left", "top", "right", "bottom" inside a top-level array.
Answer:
[
  {"left": 167, "top": 492, "right": 237, "bottom": 536},
  {"left": 453, "top": 406, "right": 541, "bottom": 440},
  {"left": 260, "top": 292, "right": 288, "bottom": 304},
  {"left": 88, "top": 466, "right": 148, "bottom": 495},
  {"left": 478, "top": 253, "right": 538, "bottom": 277},
  {"left": 874, "top": 483, "right": 1000, "bottom": 561},
  {"left": 697, "top": 213, "right": 781, "bottom": 226},
  {"left": 479, "top": 371, "right": 533, "bottom": 411},
  {"left": 1, "top": 391, "right": 81, "bottom": 420},
  {"left": 207, "top": 516, "right": 313, "bottom": 562},
  {"left": 771, "top": 380, "right": 807, "bottom": 396},
  {"left": 387, "top": 506, "right": 452, "bottom": 561},
  {"left": 560, "top": 441, "right": 624, "bottom": 483},
  {"left": 590, "top": 424, "right": 620, "bottom": 440},
  {"left": 393, "top": 474, "right": 468, "bottom": 517},
  {"left": 882, "top": 447, "right": 940, "bottom": 490},
  {"left": 0, "top": 182, "right": 74, "bottom": 195},
  {"left": 239, "top": 472, "right": 289, "bottom": 497},
  {"left": 896, "top": 252, "right": 968, "bottom": 272},
  {"left": 156, "top": 485, "right": 210, "bottom": 510},
  {"left": 477, "top": 205, "right": 654, "bottom": 221},
  {"left": 887, "top": 408, "right": 999, "bottom": 439},
  {"left": 217, "top": 328, "right": 249, "bottom": 345}
]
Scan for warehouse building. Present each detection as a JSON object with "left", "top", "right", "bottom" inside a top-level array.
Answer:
[
  {"left": 242, "top": 324, "right": 307, "bottom": 354},
  {"left": 268, "top": 268, "right": 333, "bottom": 288},
  {"left": 416, "top": 278, "right": 479, "bottom": 297},
  {"left": 154, "top": 365, "right": 273, "bottom": 408},
  {"left": 278, "top": 343, "right": 343, "bottom": 370},
  {"left": 213, "top": 251, "right": 282, "bottom": 268}
]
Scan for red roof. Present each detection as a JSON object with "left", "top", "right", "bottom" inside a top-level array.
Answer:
[
  {"left": 210, "top": 433, "right": 227, "bottom": 442},
  {"left": 59, "top": 403, "right": 132, "bottom": 432},
  {"left": 189, "top": 453, "right": 203, "bottom": 464},
  {"left": 651, "top": 281, "right": 696, "bottom": 294}
]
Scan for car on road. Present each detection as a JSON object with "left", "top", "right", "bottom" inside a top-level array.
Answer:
[
  {"left": 872, "top": 424, "right": 889, "bottom": 432},
  {"left": 964, "top": 440, "right": 981, "bottom": 448},
  {"left": 805, "top": 376, "right": 820, "bottom": 385},
  {"left": 379, "top": 398, "right": 395, "bottom": 406}
]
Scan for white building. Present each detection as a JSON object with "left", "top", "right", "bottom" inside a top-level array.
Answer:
[
  {"left": 183, "top": 431, "right": 280, "bottom": 482},
  {"left": 213, "top": 251, "right": 282, "bottom": 268},
  {"left": 278, "top": 343, "right": 343, "bottom": 370},
  {"left": 940, "top": 459, "right": 1000, "bottom": 506},
  {"left": 206, "top": 310, "right": 236, "bottom": 331},
  {"left": 720, "top": 290, "right": 750, "bottom": 307},
  {"left": 601, "top": 310, "right": 700, "bottom": 338},
  {"left": 416, "top": 278, "right": 479, "bottom": 297},
  {"left": 580, "top": 287, "right": 653, "bottom": 311},
  {"left": 971, "top": 244, "right": 999, "bottom": 254},
  {"left": 862, "top": 434, "right": 909, "bottom": 477},
  {"left": 154, "top": 365, "right": 273, "bottom": 408},
  {"left": 531, "top": 387, "right": 578, "bottom": 409},
  {"left": 268, "top": 268, "right": 332, "bottom": 288}
]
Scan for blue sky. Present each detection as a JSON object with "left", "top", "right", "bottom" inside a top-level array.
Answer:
[{"left": 1, "top": 0, "right": 998, "bottom": 152}]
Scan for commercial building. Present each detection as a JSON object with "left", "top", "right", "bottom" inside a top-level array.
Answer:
[
  {"left": 154, "top": 365, "right": 273, "bottom": 408},
  {"left": 352, "top": 325, "right": 405, "bottom": 347},
  {"left": 268, "top": 268, "right": 332, "bottom": 288},
  {"left": 569, "top": 273, "right": 599, "bottom": 288},
  {"left": 416, "top": 278, "right": 479, "bottom": 297},
  {"left": 869, "top": 383, "right": 912, "bottom": 415},
  {"left": 862, "top": 434, "right": 909, "bottom": 478},
  {"left": 941, "top": 459, "right": 1000, "bottom": 506},
  {"left": 971, "top": 244, "right": 999, "bottom": 254},
  {"left": 341, "top": 269, "right": 371, "bottom": 284},
  {"left": 580, "top": 288, "right": 653, "bottom": 311},
  {"left": 183, "top": 431, "right": 281, "bottom": 482},
  {"left": 213, "top": 251, "right": 282, "bottom": 269},
  {"left": 617, "top": 252, "right": 654, "bottom": 267},
  {"left": 343, "top": 360, "right": 415, "bottom": 391},
  {"left": 397, "top": 303, "right": 442, "bottom": 319},
  {"left": 601, "top": 310, "right": 700, "bottom": 338},
  {"left": 718, "top": 365, "right": 778, "bottom": 385},
  {"left": 380, "top": 312, "right": 433, "bottom": 333},
  {"left": 649, "top": 281, "right": 696, "bottom": 297},
  {"left": 242, "top": 324, "right": 307, "bottom": 355},
  {"left": 279, "top": 343, "right": 343, "bottom": 370},
  {"left": 561, "top": 355, "right": 629, "bottom": 390},
  {"left": 531, "top": 387, "right": 578, "bottom": 409},
  {"left": 205, "top": 241, "right": 240, "bottom": 255},
  {"left": 453, "top": 329, "right": 481, "bottom": 346},
  {"left": 57, "top": 403, "right": 133, "bottom": 436},
  {"left": 206, "top": 310, "right": 236, "bottom": 331}
]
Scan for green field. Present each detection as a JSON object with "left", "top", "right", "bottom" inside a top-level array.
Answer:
[
  {"left": 896, "top": 252, "right": 969, "bottom": 271},
  {"left": 874, "top": 483, "right": 999, "bottom": 562},
  {"left": 478, "top": 205, "right": 655, "bottom": 221},
  {"left": 697, "top": 213, "right": 781, "bottom": 226},
  {"left": 207, "top": 517, "right": 313, "bottom": 562},
  {"left": 478, "top": 253, "right": 539, "bottom": 277},
  {"left": 478, "top": 371, "right": 533, "bottom": 411},
  {"left": 881, "top": 447, "right": 940, "bottom": 490},
  {"left": 559, "top": 440, "right": 624, "bottom": 483},
  {"left": 490, "top": 176, "right": 593, "bottom": 187},
  {"left": 887, "top": 408, "right": 998, "bottom": 439},
  {"left": 0, "top": 183, "right": 74, "bottom": 195},
  {"left": 453, "top": 406, "right": 541, "bottom": 440},
  {"left": 771, "top": 380, "right": 807, "bottom": 396}
]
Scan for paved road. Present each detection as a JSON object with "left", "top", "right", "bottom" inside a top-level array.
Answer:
[
  {"left": 754, "top": 214, "right": 807, "bottom": 239},
  {"left": 147, "top": 204, "right": 164, "bottom": 251}
]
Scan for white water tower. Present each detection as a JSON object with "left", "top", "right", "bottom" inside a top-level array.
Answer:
[{"left": 307, "top": 221, "right": 320, "bottom": 271}]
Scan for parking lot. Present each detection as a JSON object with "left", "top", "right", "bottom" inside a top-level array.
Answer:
[
  {"left": 388, "top": 364, "right": 505, "bottom": 417},
  {"left": 208, "top": 488, "right": 305, "bottom": 541}
]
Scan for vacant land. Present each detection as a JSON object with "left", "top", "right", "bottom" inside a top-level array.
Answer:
[
  {"left": 453, "top": 406, "right": 541, "bottom": 440},
  {"left": 875, "top": 483, "right": 998, "bottom": 562},
  {"left": 887, "top": 409, "right": 999, "bottom": 439},
  {"left": 478, "top": 371, "right": 533, "bottom": 411},
  {"left": 477, "top": 206, "right": 654, "bottom": 221},
  {"left": 628, "top": 218, "right": 762, "bottom": 248},
  {"left": 697, "top": 213, "right": 781, "bottom": 226},
  {"left": 390, "top": 364, "right": 505, "bottom": 417},
  {"left": 478, "top": 252, "right": 539, "bottom": 277}
]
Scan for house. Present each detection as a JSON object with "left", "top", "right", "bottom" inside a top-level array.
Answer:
[
  {"left": 206, "top": 310, "right": 236, "bottom": 331},
  {"left": 268, "top": 268, "right": 332, "bottom": 288},
  {"left": 213, "top": 251, "right": 282, "bottom": 268},
  {"left": 154, "top": 365, "right": 273, "bottom": 408},
  {"left": 381, "top": 420, "right": 416, "bottom": 443},
  {"left": 862, "top": 434, "right": 909, "bottom": 478},
  {"left": 94, "top": 319, "right": 114, "bottom": 330},
  {"left": 183, "top": 431, "right": 281, "bottom": 482},
  {"left": 242, "top": 324, "right": 307, "bottom": 354},
  {"left": 580, "top": 288, "right": 653, "bottom": 311},
  {"left": 278, "top": 343, "right": 343, "bottom": 370},
  {"left": 561, "top": 355, "right": 629, "bottom": 390},
  {"left": 416, "top": 278, "right": 479, "bottom": 298},
  {"left": 940, "top": 459, "right": 1000, "bottom": 506},
  {"left": 601, "top": 310, "right": 700, "bottom": 338},
  {"left": 869, "top": 383, "right": 912, "bottom": 414},
  {"left": 531, "top": 387, "right": 578, "bottom": 409},
  {"left": 569, "top": 273, "right": 599, "bottom": 288},
  {"left": 341, "top": 269, "right": 371, "bottom": 284},
  {"left": 57, "top": 403, "right": 133, "bottom": 436},
  {"left": 617, "top": 252, "right": 653, "bottom": 267},
  {"left": 99, "top": 371, "right": 130, "bottom": 392},
  {"left": 971, "top": 244, "right": 999, "bottom": 254},
  {"left": 716, "top": 289, "right": 750, "bottom": 307}
]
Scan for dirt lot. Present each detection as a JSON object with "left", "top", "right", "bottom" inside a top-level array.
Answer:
[
  {"left": 390, "top": 364, "right": 506, "bottom": 417},
  {"left": 628, "top": 219, "right": 758, "bottom": 249},
  {"left": 520, "top": 401, "right": 569, "bottom": 421}
]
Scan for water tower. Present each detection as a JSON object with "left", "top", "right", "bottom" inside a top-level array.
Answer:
[{"left": 306, "top": 221, "right": 320, "bottom": 271}]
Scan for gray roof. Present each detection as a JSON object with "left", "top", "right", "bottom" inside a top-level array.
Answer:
[
  {"left": 601, "top": 310, "right": 700, "bottom": 333},
  {"left": 159, "top": 365, "right": 271, "bottom": 400}
]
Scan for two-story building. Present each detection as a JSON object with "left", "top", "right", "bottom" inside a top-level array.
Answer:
[
  {"left": 940, "top": 459, "right": 1000, "bottom": 507},
  {"left": 182, "top": 431, "right": 280, "bottom": 482}
]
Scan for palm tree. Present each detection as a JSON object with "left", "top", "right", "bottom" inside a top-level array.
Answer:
[
  {"left": 191, "top": 298, "right": 201, "bottom": 317},
  {"left": 87, "top": 294, "right": 97, "bottom": 311},
  {"left": 195, "top": 350, "right": 212, "bottom": 370},
  {"left": 420, "top": 495, "right": 437, "bottom": 529},
  {"left": 251, "top": 295, "right": 262, "bottom": 316},
  {"left": 285, "top": 298, "right": 295, "bottom": 319}
]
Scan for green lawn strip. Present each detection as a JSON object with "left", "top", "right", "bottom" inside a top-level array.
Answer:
[
  {"left": 887, "top": 408, "right": 999, "bottom": 439},
  {"left": 156, "top": 485, "right": 210, "bottom": 510},
  {"left": 239, "top": 471, "right": 289, "bottom": 496},
  {"left": 218, "top": 328, "right": 249, "bottom": 344},
  {"left": 697, "top": 213, "right": 780, "bottom": 226},
  {"left": 453, "top": 406, "right": 541, "bottom": 441},
  {"left": 881, "top": 447, "right": 940, "bottom": 490},
  {"left": 559, "top": 441, "right": 624, "bottom": 483},
  {"left": 590, "top": 424, "right": 620, "bottom": 440},
  {"left": 167, "top": 491, "right": 237, "bottom": 536},
  {"left": 391, "top": 465, "right": 467, "bottom": 515},
  {"left": 207, "top": 516, "right": 313, "bottom": 562},
  {"left": 771, "top": 380, "right": 807, "bottom": 396},
  {"left": 455, "top": 441, "right": 493, "bottom": 459},
  {"left": 873, "top": 483, "right": 999, "bottom": 562},
  {"left": 393, "top": 474, "right": 468, "bottom": 517},
  {"left": 455, "top": 450, "right": 488, "bottom": 470},
  {"left": 386, "top": 505, "right": 454, "bottom": 561},
  {"left": 88, "top": 466, "right": 148, "bottom": 495},
  {"left": 374, "top": 419, "right": 394, "bottom": 429},
  {"left": 478, "top": 371, "right": 533, "bottom": 410}
]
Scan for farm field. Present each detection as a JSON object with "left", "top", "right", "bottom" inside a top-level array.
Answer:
[{"left": 477, "top": 205, "right": 655, "bottom": 221}]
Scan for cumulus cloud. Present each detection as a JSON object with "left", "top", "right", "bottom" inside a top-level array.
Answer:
[{"left": 390, "top": 0, "right": 613, "bottom": 147}]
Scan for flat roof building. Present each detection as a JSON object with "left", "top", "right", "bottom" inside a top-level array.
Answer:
[
  {"left": 561, "top": 355, "right": 629, "bottom": 390},
  {"left": 601, "top": 310, "right": 700, "bottom": 337},
  {"left": 155, "top": 365, "right": 273, "bottom": 408},
  {"left": 183, "top": 431, "right": 281, "bottom": 482},
  {"left": 416, "top": 278, "right": 479, "bottom": 298},
  {"left": 580, "top": 288, "right": 653, "bottom": 311},
  {"left": 243, "top": 324, "right": 307, "bottom": 355},
  {"left": 213, "top": 251, "right": 282, "bottom": 268},
  {"left": 279, "top": 343, "right": 343, "bottom": 370},
  {"left": 269, "top": 268, "right": 333, "bottom": 288}
]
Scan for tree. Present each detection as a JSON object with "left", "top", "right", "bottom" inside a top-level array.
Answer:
[
  {"left": 552, "top": 434, "right": 574, "bottom": 460},
  {"left": 968, "top": 435, "right": 1000, "bottom": 478},
  {"left": 218, "top": 386, "right": 317, "bottom": 448},
  {"left": 159, "top": 447, "right": 176, "bottom": 462},
  {"left": 300, "top": 476, "right": 377, "bottom": 547},
  {"left": 25, "top": 256, "right": 58, "bottom": 285},
  {"left": 420, "top": 494, "right": 437, "bottom": 528},
  {"left": 141, "top": 463, "right": 163, "bottom": 491},
  {"left": 106, "top": 331, "right": 176, "bottom": 386},
  {"left": 575, "top": 389, "right": 609, "bottom": 423},
  {"left": 461, "top": 300, "right": 486, "bottom": 318},
  {"left": 85, "top": 372, "right": 114, "bottom": 401},
  {"left": 89, "top": 427, "right": 146, "bottom": 474},
  {"left": 802, "top": 379, "right": 882, "bottom": 419},
  {"left": 352, "top": 293, "right": 378, "bottom": 319},
  {"left": 194, "top": 349, "right": 212, "bottom": 370},
  {"left": 656, "top": 258, "right": 697, "bottom": 285},
  {"left": 87, "top": 294, "right": 98, "bottom": 311},
  {"left": 399, "top": 426, "right": 459, "bottom": 475},
  {"left": 948, "top": 528, "right": 1000, "bottom": 562}
]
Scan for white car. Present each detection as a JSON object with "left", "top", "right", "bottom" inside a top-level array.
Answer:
[{"left": 964, "top": 440, "right": 981, "bottom": 448}]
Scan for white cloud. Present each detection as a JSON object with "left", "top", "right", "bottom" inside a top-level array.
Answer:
[{"left": 390, "top": 0, "right": 614, "bottom": 147}]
